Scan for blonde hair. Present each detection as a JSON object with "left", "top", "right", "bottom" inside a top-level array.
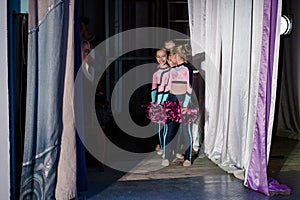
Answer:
[
  {"left": 174, "top": 44, "right": 192, "bottom": 60},
  {"left": 164, "top": 40, "right": 176, "bottom": 50}
]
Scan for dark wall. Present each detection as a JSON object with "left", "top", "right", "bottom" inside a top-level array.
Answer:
[{"left": 78, "top": 0, "right": 169, "bottom": 43}]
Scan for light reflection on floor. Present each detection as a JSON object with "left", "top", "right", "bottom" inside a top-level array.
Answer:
[
  {"left": 82, "top": 135, "right": 300, "bottom": 200},
  {"left": 84, "top": 161, "right": 299, "bottom": 200}
]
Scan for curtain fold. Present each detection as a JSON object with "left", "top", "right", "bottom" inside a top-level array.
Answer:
[
  {"left": 245, "top": 0, "right": 281, "bottom": 195},
  {"left": 20, "top": 0, "right": 77, "bottom": 199},
  {"left": 266, "top": 0, "right": 282, "bottom": 161},
  {"left": 188, "top": 0, "right": 262, "bottom": 172},
  {"left": 55, "top": 0, "right": 77, "bottom": 199},
  {"left": 277, "top": 0, "right": 300, "bottom": 137},
  {"left": 188, "top": 0, "right": 282, "bottom": 196}
]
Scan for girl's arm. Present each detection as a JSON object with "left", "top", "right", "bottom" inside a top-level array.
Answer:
[
  {"left": 158, "top": 69, "right": 172, "bottom": 104},
  {"left": 158, "top": 70, "right": 170, "bottom": 103},
  {"left": 182, "top": 67, "right": 192, "bottom": 108},
  {"left": 151, "top": 73, "right": 158, "bottom": 103}
]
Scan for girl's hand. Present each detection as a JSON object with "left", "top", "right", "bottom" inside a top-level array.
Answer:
[{"left": 181, "top": 107, "right": 187, "bottom": 114}]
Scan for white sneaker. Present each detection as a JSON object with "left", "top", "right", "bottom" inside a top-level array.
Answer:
[
  {"left": 198, "top": 147, "right": 205, "bottom": 158},
  {"left": 157, "top": 149, "right": 163, "bottom": 155},
  {"left": 176, "top": 153, "right": 184, "bottom": 160},
  {"left": 183, "top": 160, "right": 191, "bottom": 167},
  {"left": 161, "top": 159, "right": 170, "bottom": 166}
]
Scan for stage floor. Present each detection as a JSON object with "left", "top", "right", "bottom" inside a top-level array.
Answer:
[{"left": 83, "top": 135, "right": 300, "bottom": 200}]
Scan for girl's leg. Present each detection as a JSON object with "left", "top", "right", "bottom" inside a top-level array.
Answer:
[
  {"left": 182, "top": 123, "right": 193, "bottom": 166},
  {"left": 162, "top": 121, "right": 172, "bottom": 166},
  {"left": 157, "top": 123, "right": 163, "bottom": 149},
  {"left": 174, "top": 94, "right": 185, "bottom": 159},
  {"left": 155, "top": 124, "right": 164, "bottom": 155},
  {"left": 162, "top": 93, "right": 180, "bottom": 166},
  {"left": 163, "top": 120, "right": 178, "bottom": 160},
  {"left": 175, "top": 125, "right": 184, "bottom": 159}
]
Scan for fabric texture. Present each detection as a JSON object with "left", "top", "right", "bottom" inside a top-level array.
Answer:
[
  {"left": 277, "top": 0, "right": 300, "bottom": 137},
  {"left": 55, "top": 0, "right": 77, "bottom": 199},
  {"left": 188, "top": 0, "right": 262, "bottom": 173},
  {"left": 20, "top": 0, "right": 70, "bottom": 199},
  {"left": 188, "top": 0, "right": 282, "bottom": 196}
]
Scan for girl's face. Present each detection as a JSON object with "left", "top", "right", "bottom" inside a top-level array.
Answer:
[
  {"left": 175, "top": 53, "right": 185, "bottom": 64},
  {"left": 168, "top": 52, "right": 177, "bottom": 67},
  {"left": 82, "top": 42, "right": 90, "bottom": 60},
  {"left": 156, "top": 50, "right": 167, "bottom": 66}
]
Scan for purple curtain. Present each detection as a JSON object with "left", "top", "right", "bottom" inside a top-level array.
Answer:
[{"left": 246, "top": 0, "right": 278, "bottom": 196}]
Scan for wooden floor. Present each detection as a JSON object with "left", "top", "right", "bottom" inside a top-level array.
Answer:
[
  {"left": 85, "top": 133, "right": 300, "bottom": 199},
  {"left": 89, "top": 119, "right": 298, "bottom": 182},
  {"left": 268, "top": 134, "right": 300, "bottom": 174},
  {"left": 118, "top": 135, "right": 300, "bottom": 182},
  {"left": 119, "top": 156, "right": 226, "bottom": 181},
  {"left": 86, "top": 133, "right": 300, "bottom": 182}
]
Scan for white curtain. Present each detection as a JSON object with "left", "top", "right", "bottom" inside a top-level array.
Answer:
[
  {"left": 188, "top": 0, "right": 282, "bottom": 195},
  {"left": 188, "top": 0, "right": 263, "bottom": 174}
]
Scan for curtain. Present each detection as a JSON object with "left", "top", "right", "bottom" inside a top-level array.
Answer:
[
  {"left": 20, "top": 0, "right": 77, "bottom": 199},
  {"left": 55, "top": 0, "right": 77, "bottom": 199},
  {"left": 245, "top": 0, "right": 282, "bottom": 195},
  {"left": 277, "top": 0, "right": 300, "bottom": 137},
  {"left": 188, "top": 0, "right": 282, "bottom": 196}
]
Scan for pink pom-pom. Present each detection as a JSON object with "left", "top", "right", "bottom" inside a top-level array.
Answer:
[
  {"left": 145, "top": 102, "right": 167, "bottom": 124},
  {"left": 182, "top": 107, "right": 199, "bottom": 124},
  {"left": 145, "top": 100, "right": 200, "bottom": 124}
]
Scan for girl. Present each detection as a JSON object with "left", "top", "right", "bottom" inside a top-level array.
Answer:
[
  {"left": 162, "top": 44, "right": 196, "bottom": 167},
  {"left": 147, "top": 48, "right": 171, "bottom": 155}
]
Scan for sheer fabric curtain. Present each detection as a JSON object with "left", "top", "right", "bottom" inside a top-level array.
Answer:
[
  {"left": 188, "top": 0, "right": 282, "bottom": 195},
  {"left": 20, "top": 0, "right": 77, "bottom": 199}
]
